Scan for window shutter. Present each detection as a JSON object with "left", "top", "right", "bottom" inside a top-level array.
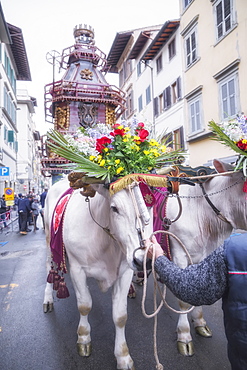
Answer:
[
  {"left": 166, "top": 86, "right": 171, "bottom": 108},
  {"left": 177, "top": 77, "right": 182, "bottom": 99},
  {"left": 179, "top": 126, "right": 185, "bottom": 150},
  {"left": 216, "top": 2, "right": 223, "bottom": 38},
  {"left": 8, "top": 130, "right": 14, "bottom": 143},
  {"left": 154, "top": 97, "right": 159, "bottom": 117}
]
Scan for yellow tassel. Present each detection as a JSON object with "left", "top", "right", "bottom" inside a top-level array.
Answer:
[{"left": 109, "top": 173, "right": 168, "bottom": 195}]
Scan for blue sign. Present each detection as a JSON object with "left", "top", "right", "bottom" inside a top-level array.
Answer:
[{"left": 0, "top": 167, "right": 9, "bottom": 176}]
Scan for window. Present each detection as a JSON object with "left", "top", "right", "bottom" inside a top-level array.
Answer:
[
  {"left": 215, "top": 0, "right": 233, "bottom": 40},
  {"left": 120, "top": 60, "right": 133, "bottom": 86},
  {"left": 171, "top": 81, "right": 177, "bottom": 104},
  {"left": 184, "top": 0, "right": 193, "bottom": 9},
  {"left": 138, "top": 95, "right": 143, "bottom": 112},
  {"left": 156, "top": 55, "right": 162, "bottom": 73},
  {"left": 146, "top": 85, "right": 151, "bottom": 105},
  {"left": 185, "top": 28, "right": 197, "bottom": 67},
  {"left": 125, "top": 88, "right": 134, "bottom": 118},
  {"left": 137, "top": 61, "right": 142, "bottom": 77},
  {"left": 189, "top": 96, "right": 202, "bottom": 134},
  {"left": 3, "top": 85, "right": 16, "bottom": 123},
  {"left": 173, "top": 127, "right": 185, "bottom": 150},
  {"left": 163, "top": 86, "right": 171, "bottom": 110},
  {"left": 168, "top": 38, "right": 176, "bottom": 60},
  {"left": 219, "top": 74, "right": 237, "bottom": 119}
]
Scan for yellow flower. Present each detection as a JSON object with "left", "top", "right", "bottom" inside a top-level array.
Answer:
[
  {"left": 124, "top": 127, "right": 130, "bottom": 132},
  {"left": 115, "top": 159, "right": 120, "bottom": 165},
  {"left": 150, "top": 149, "right": 160, "bottom": 157},
  {"left": 104, "top": 147, "right": 109, "bottom": 152},
  {"left": 97, "top": 155, "right": 102, "bottom": 161},
  {"left": 99, "top": 159, "right": 106, "bottom": 166},
  {"left": 125, "top": 133, "right": 131, "bottom": 138},
  {"left": 131, "top": 144, "right": 140, "bottom": 151},
  {"left": 143, "top": 150, "right": 150, "bottom": 155},
  {"left": 160, "top": 145, "right": 167, "bottom": 152},
  {"left": 149, "top": 139, "right": 159, "bottom": 146},
  {"left": 116, "top": 167, "right": 124, "bottom": 174},
  {"left": 89, "top": 155, "right": 96, "bottom": 161},
  {"left": 243, "top": 139, "right": 247, "bottom": 144}
]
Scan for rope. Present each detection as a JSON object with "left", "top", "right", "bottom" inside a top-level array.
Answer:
[
  {"left": 182, "top": 169, "right": 239, "bottom": 181},
  {"left": 141, "top": 230, "right": 195, "bottom": 369},
  {"left": 128, "top": 181, "right": 145, "bottom": 240}
]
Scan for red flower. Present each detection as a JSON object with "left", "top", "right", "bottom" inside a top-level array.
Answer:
[
  {"left": 96, "top": 136, "right": 112, "bottom": 153},
  {"left": 110, "top": 128, "right": 125, "bottom": 137},
  {"left": 236, "top": 140, "right": 247, "bottom": 151},
  {"left": 138, "top": 128, "right": 149, "bottom": 142},
  {"left": 137, "top": 122, "right": 145, "bottom": 128}
]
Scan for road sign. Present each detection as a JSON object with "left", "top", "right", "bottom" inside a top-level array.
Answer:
[
  {"left": 4, "top": 187, "right": 14, "bottom": 201},
  {"left": 0, "top": 167, "right": 9, "bottom": 176}
]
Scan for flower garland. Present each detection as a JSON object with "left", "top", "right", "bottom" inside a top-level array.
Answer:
[
  {"left": 209, "top": 113, "right": 247, "bottom": 175},
  {"left": 209, "top": 113, "right": 247, "bottom": 193},
  {"left": 47, "top": 120, "right": 184, "bottom": 183}
]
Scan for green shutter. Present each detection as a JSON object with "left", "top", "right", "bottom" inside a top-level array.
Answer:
[{"left": 8, "top": 130, "right": 14, "bottom": 143}]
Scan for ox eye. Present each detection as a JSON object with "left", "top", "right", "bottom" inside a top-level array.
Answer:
[{"left": 111, "top": 205, "right": 119, "bottom": 213}]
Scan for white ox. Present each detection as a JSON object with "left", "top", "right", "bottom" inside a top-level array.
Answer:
[
  {"left": 166, "top": 159, "right": 247, "bottom": 356},
  {"left": 43, "top": 177, "right": 152, "bottom": 370}
]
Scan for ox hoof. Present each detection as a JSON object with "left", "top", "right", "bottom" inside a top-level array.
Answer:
[
  {"left": 43, "top": 302, "right": 54, "bottom": 313},
  {"left": 118, "top": 363, "right": 135, "bottom": 370},
  {"left": 128, "top": 284, "right": 136, "bottom": 299},
  {"left": 77, "top": 342, "right": 92, "bottom": 357},
  {"left": 177, "top": 341, "right": 194, "bottom": 356},
  {"left": 195, "top": 325, "right": 212, "bottom": 337}
]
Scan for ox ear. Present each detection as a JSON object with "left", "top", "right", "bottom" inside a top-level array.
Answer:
[
  {"left": 213, "top": 159, "right": 234, "bottom": 173},
  {"left": 91, "top": 184, "right": 110, "bottom": 199}
]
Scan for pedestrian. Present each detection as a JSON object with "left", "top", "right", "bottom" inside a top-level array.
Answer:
[
  {"left": 0, "top": 194, "right": 7, "bottom": 228},
  {"left": 40, "top": 188, "right": 48, "bottom": 229},
  {"left": 31, "top": 197, "right": 40, "bottom": 230},
  {"left": 145, "top": 233, "right": 247, "bottom": 370},
  {"left": 18, "top": 195, "right": 33, "bottom": 235}
]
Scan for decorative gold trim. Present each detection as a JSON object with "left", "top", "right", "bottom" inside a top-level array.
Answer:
[{"left": 54, "top": 105, "right": 70, "bottom": 130}]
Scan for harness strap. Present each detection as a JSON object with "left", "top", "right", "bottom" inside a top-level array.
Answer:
[{"left": 199, "top": 183, "right": 231, "bottom": 224}]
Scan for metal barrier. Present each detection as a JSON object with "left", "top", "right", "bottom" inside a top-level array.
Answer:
[{"left": 0, "top": 207, "right": 18, "bottom": 233}]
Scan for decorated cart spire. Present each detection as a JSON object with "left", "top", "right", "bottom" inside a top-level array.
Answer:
[{"left": 41, "top": 24, "right": 126, "bottom": 180}]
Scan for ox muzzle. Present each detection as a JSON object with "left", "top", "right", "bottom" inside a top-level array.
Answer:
[{"left": 133, "top": 246, "right": 152, "bottom": 271}]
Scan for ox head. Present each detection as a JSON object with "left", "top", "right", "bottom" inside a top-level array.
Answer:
[{"left": 90, "top": 181, "right": 153, "bottom": 271}]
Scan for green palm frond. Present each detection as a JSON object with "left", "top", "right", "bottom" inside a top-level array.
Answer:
[
  {"left": 155, "top": 149, "right": 186, "bottom": 166},
  {"left": 47, "top": 130, "right": 109, "bottom": 180},
  {"left": 209, "top": 120, "right": 247, "bottom": 156}
]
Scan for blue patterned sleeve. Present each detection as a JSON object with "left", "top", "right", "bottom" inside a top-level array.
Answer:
[{"left": 154, "top": 245, "right": 227, "bottom": 306}]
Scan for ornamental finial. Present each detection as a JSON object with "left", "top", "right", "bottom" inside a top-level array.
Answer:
[{"left": 73, "top": 24, "right": 95, "bottom": 45}]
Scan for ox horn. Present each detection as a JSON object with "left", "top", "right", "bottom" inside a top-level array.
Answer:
[
  {"left": 68, "top": 171, "right": 106, "bottom": 198},
  {"left": 155, "top": 165, "right": 175, "bottom": 175}
]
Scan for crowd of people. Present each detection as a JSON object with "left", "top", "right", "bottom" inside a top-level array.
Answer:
[{"left": 12, "top": 188, "right": 48, "bottom": 235}]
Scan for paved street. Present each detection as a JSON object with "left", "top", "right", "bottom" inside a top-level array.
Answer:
[{"left": 0, "top": 217, "right": 230, "bottom": 370}]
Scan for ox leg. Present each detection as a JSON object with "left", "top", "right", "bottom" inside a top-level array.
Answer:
[
  {"left": 43, "top": 249, "right": 54, "bottom": 313},
  {"left": 43, "top": 282, "right": 54, "bottom": 313},
  {"left": 112, "top": 268, "right": 135, "bottom": 370},
  {"left": 176, "top": 300, "right": 194, "bottom": 357},
  {"left": 70, "top": 266, "right": 92, "bottom": 357},
  {"left": 191, "top": 306, "right": 212, "bottom": 338}
]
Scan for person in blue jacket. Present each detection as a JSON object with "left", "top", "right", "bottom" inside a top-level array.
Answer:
[
  {"left": 145, "top": 233, "right": 247, "bottom": 370},
  {"left": 18, "top": 195, "right": 33, "bottom": 234}
]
